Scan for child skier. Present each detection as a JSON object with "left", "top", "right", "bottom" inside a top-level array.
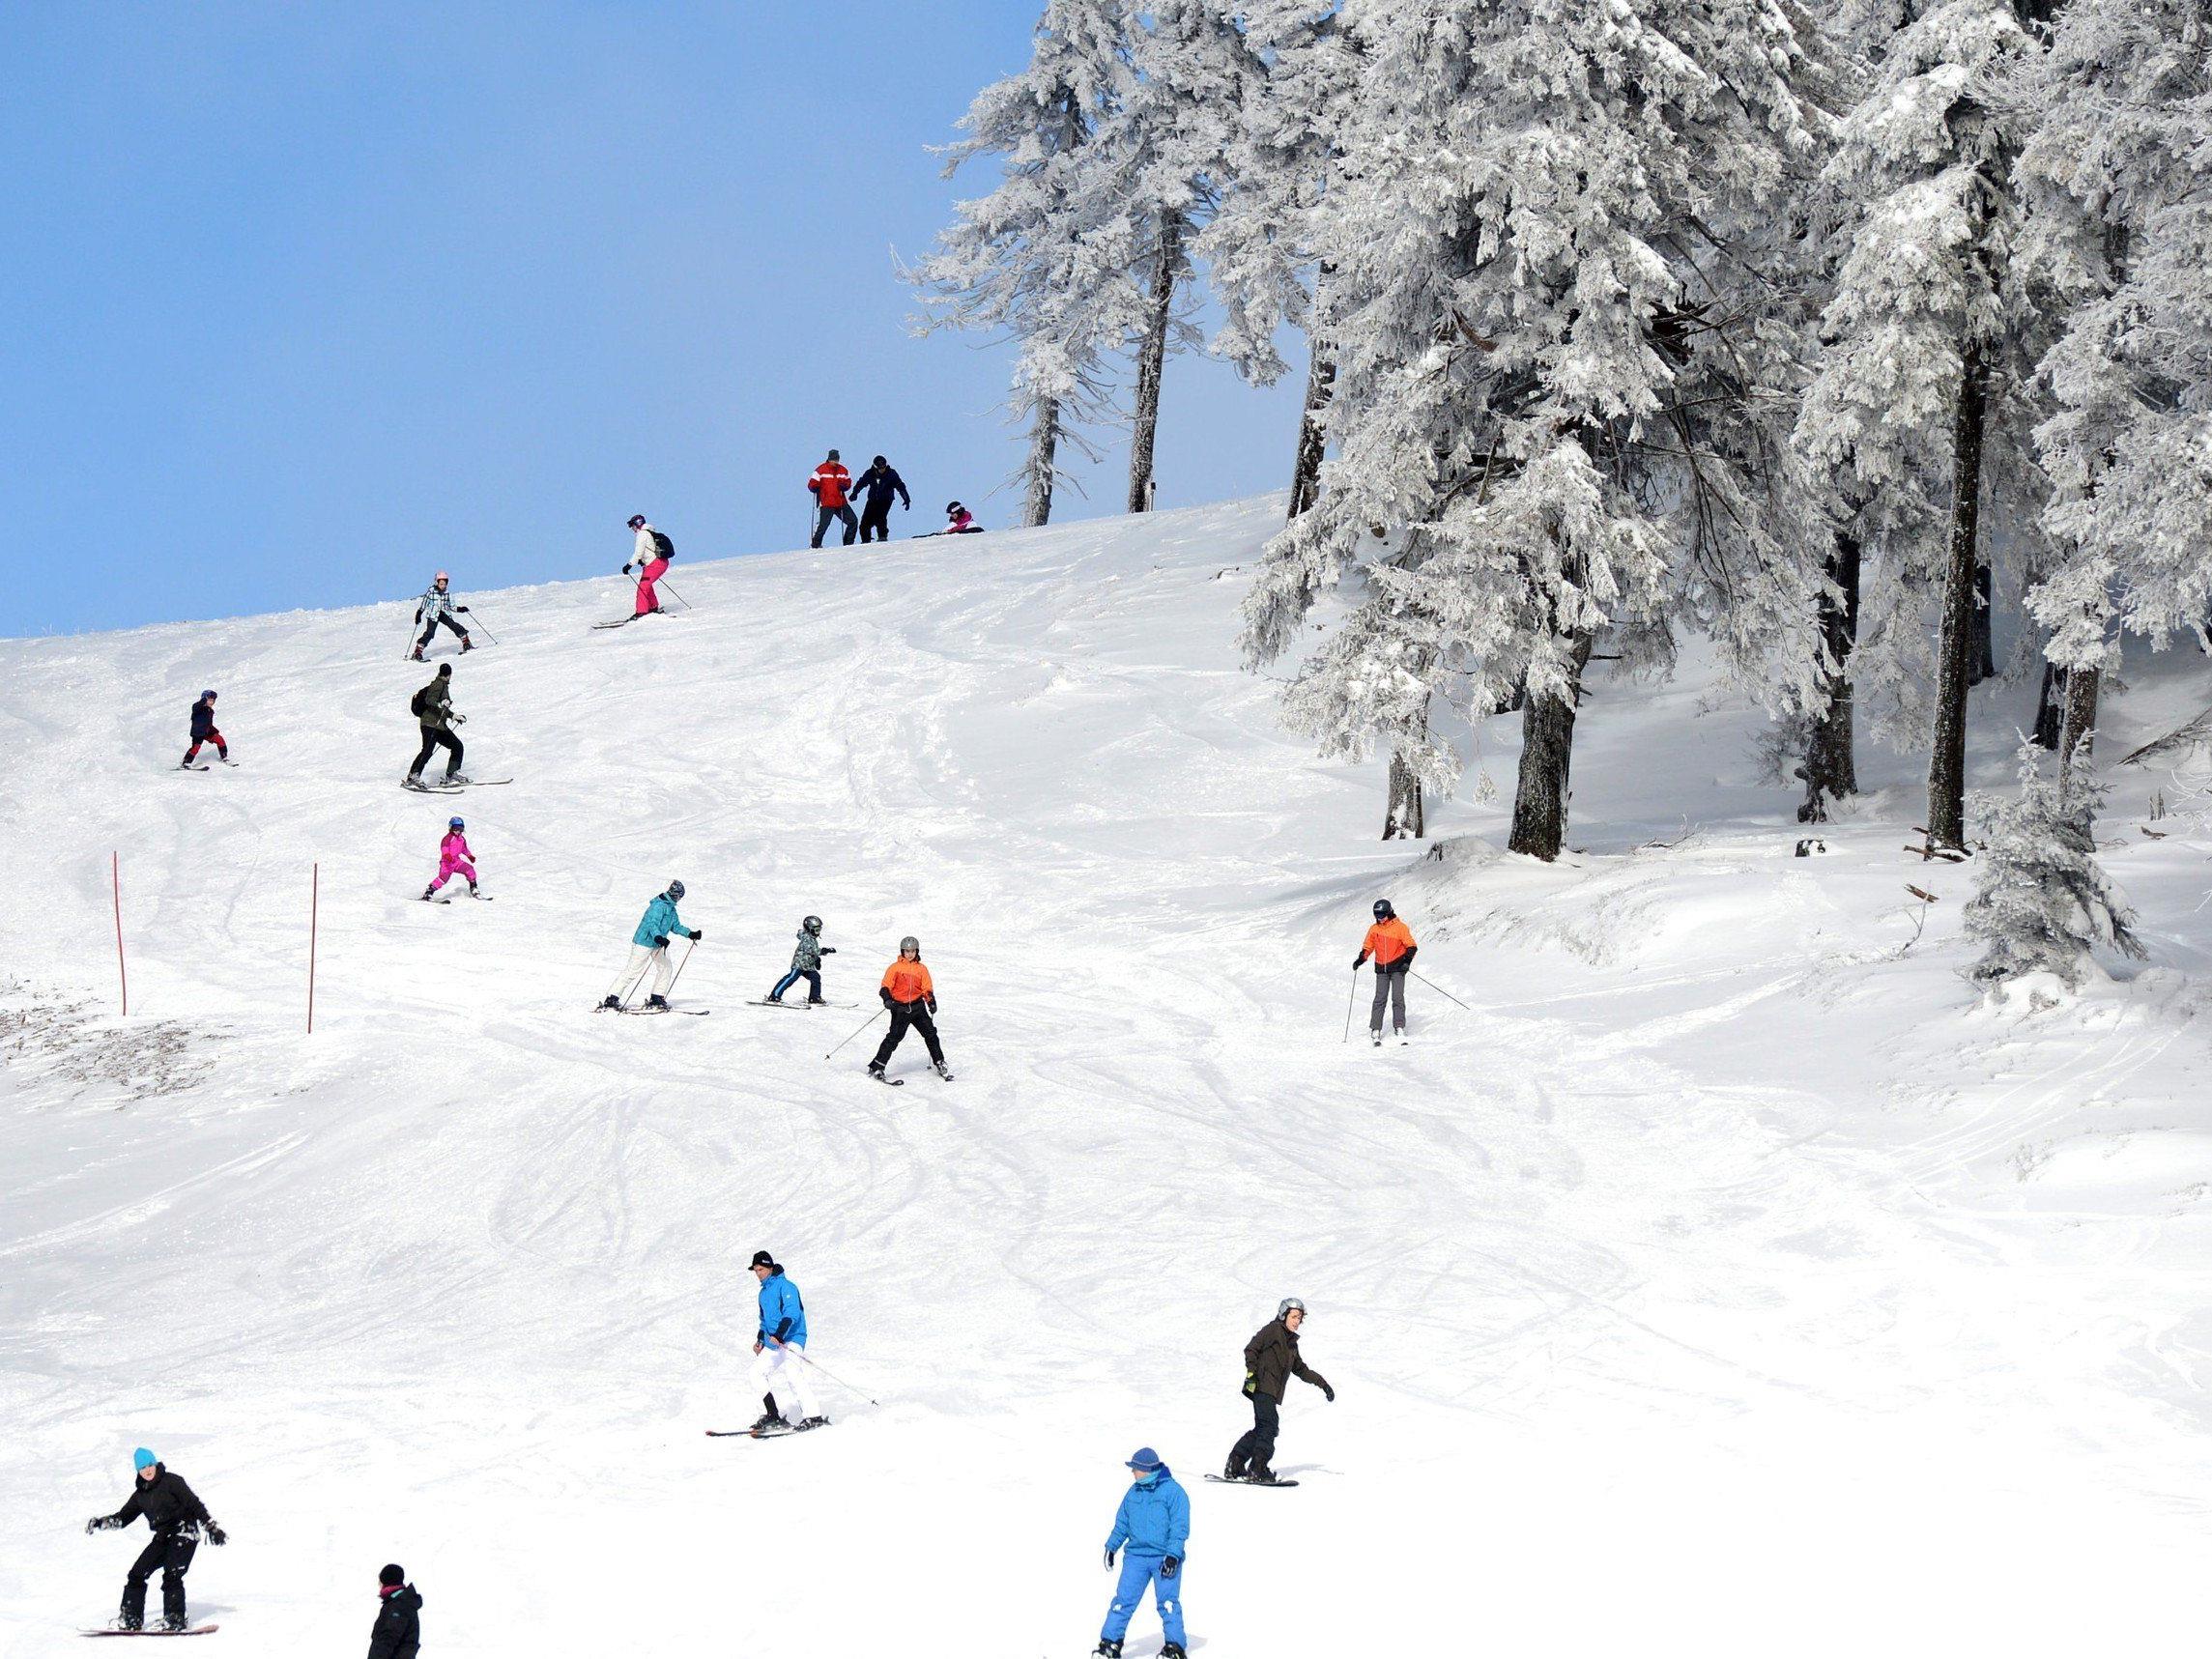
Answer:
[
  {"left": 622, "top": 514, "right": 674, "bottom": 617},
  {"left": 747, "top": 1249, "right": 826, "bottom": 1433},
  {"left": 368, "top": 1563, "right": 422, "bottom": 1659},
  {"left": 869, "top": 934, "right": 951, "bottom": 1081},
  {"left": 181, "top": 690, "right": 228, "bottom": 768},
  {"left": 84, "top": 1447, "right": 227, "bottom": 1633},
  {"left": 1355, "top": 898, "right": 1418, "bottom": 1044},
  {"left": 599, "top": 879, "right": 700, "bottom": 1011},
  {"left": 766, "top": 915, "right": 836, "bottom": 1003},
  {"left": 1222, "top": 1297, "right": 1333, "bottom": 1485},
  {"left": 420, "top": 816, "right": 478, "bottom": 900},
  {"left": 942, "top": 501, "right": 983, "bottom": 534},
  {"left": 1096, "top": 1447, "right": 1189, "bottom": 1659},
  {"left": 409, "top": 571, "right": 473, "bottom": 660}
]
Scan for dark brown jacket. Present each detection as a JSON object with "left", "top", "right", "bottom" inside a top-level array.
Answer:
[{"left": 1243, "top": 1319, "right": 1329, "bottom": 1403}]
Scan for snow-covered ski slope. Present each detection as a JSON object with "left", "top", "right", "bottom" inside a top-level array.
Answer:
[{"left": 5, "top": 497, "right": 2211, "bottom": 1657}]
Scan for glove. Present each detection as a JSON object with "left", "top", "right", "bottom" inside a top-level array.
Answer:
[
  {"left": 86, "top": 1515, "right": 116, "bottom": 1534},
  {"left": 1104, "top": 1547, "right": 1116, "bottom": 1570},
  {"left": 926, "top": 998, "right": 938, "bottom": 1015},
  {"left": 689, "top": 930, "right": 703, "bottom": 941},
  {"left": 1321, "top": 1381, "right": 1336, "bottom": 1403},
  {"left": 414, "top": 609, "right": 423, "bottom": 623},
  {"left": 1400, "top": 947, "right": 1418, "bottom": 969},
  {"left": 205, "top": 1523, "right": 227, "bottom": 1547},
  {"left": 458, "top": 606, "right": 471, "bottom": 614},
  {"left": 652, "top": 934, "right": 671, "bottom": 949},
  {"left": 1162, "top": 1556, "right": 1180, "bottom": 1580},
  {"left": 451, "top": 712, "right": 466, "bottom": 725},
  {"left": 622, "top": 562, "right": 633, "bottom": 575},
  {"left": 880, "top": 988, "right": 894, "bottom": 1010},
  {"left": 822, "top": 946, "right": 837, "bottom": 955},
  {"left": 1354, "top": 954, "right": 1367, "bottom": 969}
]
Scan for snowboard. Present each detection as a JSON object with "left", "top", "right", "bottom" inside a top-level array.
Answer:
[
  {"left": 1204, "top": 1473, "right": 1300, "bottom": 1488},
  {"left": 82, "top": 1626, "right": 218, "bottom": 1638}
]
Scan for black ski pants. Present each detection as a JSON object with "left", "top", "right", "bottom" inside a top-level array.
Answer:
[
  {"left": 812, "top": 502, "right": 858, "bottom": 548},
  {"left": 1228, "top": 1391, "right": 1281, "bottom": 1477},
  {"left": 857, "top": 501, "right": 894, "bottom": 543},
  {"left": 121, "top": 1530, "right": 196, "bottom": 1629},
  {"left": 873, "top": 998, "right": 943, "bottom": 1069},
  {"left": 410, "top": 725, "right": 463, "bottom": 780},
  {"left": 417, "top": 612, "right": 467, "bottom": 650}
]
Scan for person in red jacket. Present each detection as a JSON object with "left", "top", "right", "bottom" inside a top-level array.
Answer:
[
  {"left": 809, "top": 450, "right": 857, "bottom": 548},
  {"left": 869, "top": 934, "right": 951, "bottom": 1082},
  {"left": 1354, "top": 899, "right": 1418, "bottom": 1045}
]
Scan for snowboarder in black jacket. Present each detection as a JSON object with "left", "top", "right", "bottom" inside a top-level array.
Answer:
[
  {"left": 851, "top": 456, "right": 910, "bottom": 544},
  {"left": 85, "top": 1448, "right": 227, "bottom": 1631},
  {"left": 368, "top": 1563, "right": 422, "bottom": 1659},
  {"left": 1223, "top": 1300, "right": 1332, "bottom": 1484}
]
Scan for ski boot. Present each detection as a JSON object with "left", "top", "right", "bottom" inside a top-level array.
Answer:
[
  {"left": 798, "top": 1415, "right": 830, "bottom": 1430},
  {"left": 1222, "top": 1458, "right": 1246, "bottom": 1481},
  {"left": 867, "top": 1061, "right": 887, "bottom": 1081},
  {"left": 1162, "top": 1645, "right": 1187, "bottom": 1659},
  {"left": 460, "top": 635, "right": 474, "bottom": 652},
  {"left": 599, "top": 995, "right": 620, "bottom": 1011},
  {"left": 1371, "top": 1030, "right": 1383, "bottom": 1047},
  {"left": 468, "top": 882, "right": 479, "bottom": 898},
  {"left": 763, "top": 992, "right": 784, "bottom": 1004},
  {"left": 420, "top": 885, "right": 436, "bottom": 901},
  {"left": 646, "top": 994, "right": 670, "bottom": 1012},
  {"left": 934, "top": 1059, "right": 955, "bottom": 1081},
  {"left": 1093, "top": 1642, "right": 1122, "bottom": 1658},
  {"left": 806, "top": 996, "right": 826, "bottom": 1006},
  {"left": 1249, "top": 1466, "right": 1281, "bottom": 1485},
  {"left": 409, "top": 645, "right": 424, "bottom": 662},
  {"left": 443, "top": 772, "right": 468, "bottom": 787}
]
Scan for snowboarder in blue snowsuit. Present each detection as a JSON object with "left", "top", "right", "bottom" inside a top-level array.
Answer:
[
  {"left": 1095, "top": 1447, "right": 1188, "bottom": 1659},
  {"left": 599, "top": 879, "right": 700, "bottom": 1010}
]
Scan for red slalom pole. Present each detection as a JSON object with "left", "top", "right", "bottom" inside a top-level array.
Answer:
[
  {"left": 307, "top": 862, "right": 319, "bottom": 1035},
  {"left": 112, "top": 852, "right": 128, "bottom": 1016}
]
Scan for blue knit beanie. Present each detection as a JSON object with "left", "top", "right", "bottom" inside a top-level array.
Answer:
[{"left": 133, "top": 1447, "right": 157, "bottom": 1471}]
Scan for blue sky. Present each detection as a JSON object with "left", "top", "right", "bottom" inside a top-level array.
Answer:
[{"left": 0, "top": 2, "right": 1306, "bottom": 638}]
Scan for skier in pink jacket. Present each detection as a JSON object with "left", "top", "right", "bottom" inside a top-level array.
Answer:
[{"left": 421, "top": 816, "right": 479, "bottom": 901}]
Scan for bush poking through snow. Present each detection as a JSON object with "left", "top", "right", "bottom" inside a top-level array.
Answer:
[{"left": 1965, "top": 742, "right": 2143, "bottom": 988}]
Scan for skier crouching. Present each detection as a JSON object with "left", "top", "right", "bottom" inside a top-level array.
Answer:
[
  {"left": 1223, "top": 1297, "right": 1332, "bottom": 1484},
  {"left": 1096, "top": 1447, "right": 1189, "bottom": 1659},
  {"left": 767, "top": 914, "right": 835, "bottom": 1003},
  {"left": 85, "top": 1446, "right": 227, "bottom": 1632},
  {"left": 600, "top": 879, "right": 700, "bottom": 1011},
  {"left": 869, "top": 934, "right": 950, "bottom": 1081},
  {"left": 421, "top": 815, "right": 478, "bottom": 900},
  {"left": 182, "top": 689, "right": 228, "bottom": 768},
  {"left": 747, "top": 1249, "right": 826, "bottom": 1432}
]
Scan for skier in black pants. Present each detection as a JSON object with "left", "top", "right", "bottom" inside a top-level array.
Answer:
[
  {"left": 85, "top": 1447, "right": 227, "bottom": 1632},
  {"left": 850, "top": 455, "right": 910, "bottom": 543},
  {"left": 870, "top": 934, "right": 951, "bottom": 1081},
  {"left": 368, "top": 1562, "right": 423, "bottom": 1659},
  {"left": 405, "top": 663, "right": 466, "bottom": 788},
  {"left": 1223, "top": 1299, "right": 1332, "bottom": 1484}
]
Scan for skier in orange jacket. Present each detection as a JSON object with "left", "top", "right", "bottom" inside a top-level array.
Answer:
[
  {"left": 869, "top": 934, "right": 951, "bottom": 1083},
  {"left": 1355, "top": 900, "right": 1418, "bottom": 1045}
]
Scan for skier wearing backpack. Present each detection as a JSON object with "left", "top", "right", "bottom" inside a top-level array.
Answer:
[
  {"left": 622, "top": 515, "right": 675, "bottom": 617},
  {"left": 367, "top": 1563, "right": 423, "bottom": 1659},
  {"left": 869, "top": 934, "right": 951, "bottom": 1082},
  {"left": 766, "top": 915, "right": 836, "bottom": 1004},
  {"left": 599, "top": 879, "right": 700, "bottom": 1011},
  {"left": 420, "top": 816, "right": 478, "bottom": 901},
  {"left": 1355, "top": 899, "right": 1418, "bottom": 1044},
  {"left": 850, "top": 455, "right": 909, "bottom": 544},
  {"left": 746, "top": 1249, "right": 826, "bottom": 1432},
  {"left": 181, "top": 690, "right": 228, "bottom": 768},
  {"left": 1222, "top": 1298, "right": 1332, "bottom": 1485},
  {"left": 404, "top": 664, "right": 465, "bottom": 789},
  {"left": 808, "top": 450, "right": 857, "bottom": 548},
  {"left": 409, "top": 571, "right": 473, "bottom": 660},
  {"left": 84, "top": 1447, "right": 227, "bottom": 1633},
  {"left": 1095, "top": 1446, "right": 1189, "bottom": 1659}
]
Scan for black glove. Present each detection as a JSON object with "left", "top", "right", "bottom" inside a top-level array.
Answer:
[
  {"left": 879, "top": 988, "right": 894, "bottom": 1010},
  {"left": 1162, "top": 1556, "right": 1180, "bottom": 1580},
  {"left": 622, "top": 562, "right": 633, "bottom": 575},
  {"left": 823, "top": 946, "right": 837, "bottom": 955},
  {"left": 1104, "top": 1547, "right": 1116, "bottom": 1570},
  {"left": 1320, "top": 1381, "right": 1336, "bottom": 1402},
  {"left": 689, "top": 930, "right": 703, "bottom": 941},
  {"left": 205, "top": 1523, "right": 227, "bottom": 1547},
  {"left": 458, "top": 606, "right": 471, "bottom": 614},
  {"left": 653, "top": 934, "right": 671, "bottom": 949},
  {"left": 414, "top": 609, "right": 423, "bottom": 623},
  {"left": 926, "top": 997, "right": 938, "bottom": 1015},
  {"left": 1400, "top": 947, "right": 1418, "bottom": 969},
  {"left": 1354, "top": 954, "right": 1367, "bottom": 969}
]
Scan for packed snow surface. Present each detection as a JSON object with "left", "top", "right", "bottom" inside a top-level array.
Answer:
[{"left": 5, "top": 498, "right": 2211, "bottom": 1656}]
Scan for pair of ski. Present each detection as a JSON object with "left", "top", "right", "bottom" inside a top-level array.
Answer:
[
  {"left": 593, "top": 1003, "right": 710, "bottom": 1016},
  {"left": 180, "top": 760, "right": 238, "bottom": 772},
  {"left": 870, "top": 1066, "right": 952, "bottom": 1089},
  {"left": 81, "top": 1625, "right": 217, "bottom": 1639},
  {"left": 424, "top": 891, "right": 493, "bottom": 903},
  {"left": 744, "top": 998, "right": 859, "bottom": 1011},
  {"left": 402, "top": 777, "right": 511, "bottom": 793},
  {"left": 591, "top": 612, "right": 679, "bottom": 631},
  {"left": 704, "top": 1419, "right": 830, "bottom": 1440}
]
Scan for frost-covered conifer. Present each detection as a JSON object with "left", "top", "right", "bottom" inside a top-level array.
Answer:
[{"left": 1964, "top": 741, "right": 2142, "bottom": 987}]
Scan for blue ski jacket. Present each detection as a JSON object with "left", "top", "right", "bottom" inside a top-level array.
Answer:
[
  {"left": 633, "top": 894, "right": 687, "bottom": 948},
  {"left": 1106, "top": 1471, "right": 1189, "bottom": 1559},
  {"left": 757, "top": 1269, "right": 808, "bottom": 1348}
]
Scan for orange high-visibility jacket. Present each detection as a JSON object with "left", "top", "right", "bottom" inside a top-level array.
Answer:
[
  {"left": 882, "top": 958, "right": 934, "bottom": 1003},
  {"left": 1363, "top": 917, "right": 1416, "bottom": 965}
]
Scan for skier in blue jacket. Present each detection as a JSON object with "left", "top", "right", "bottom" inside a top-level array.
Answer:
[
  {"left": 747, "top": 1250, "right": 825, "bottom": 1433},
  {"left": 1095, "top": 1447, "right": 1189, "bottom": 1659},
  {"left": 599, "top": 880, "right": 701, "bottom": 1011}
]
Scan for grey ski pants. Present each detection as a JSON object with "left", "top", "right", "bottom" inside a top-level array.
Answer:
[{"left": 1370, "top": 964, "right": 1407, "bottom": 1033}]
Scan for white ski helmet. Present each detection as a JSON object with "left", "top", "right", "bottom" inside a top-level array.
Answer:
[{"left": 1278, "top": 1297, "right": 1307, "bottom": 1320}]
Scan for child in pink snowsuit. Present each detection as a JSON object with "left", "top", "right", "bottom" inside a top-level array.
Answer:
[{"left": 422, "top": 818, "right": 478, "bottom": 900}]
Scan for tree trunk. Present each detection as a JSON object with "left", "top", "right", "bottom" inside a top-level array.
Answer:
[
  {"left": 2057, "top": 665, "right": 2101, "bottom": 792},
  {"left": 2030, "top": 660, "right": 2064, "bottom": 749},
  {"left": 1926, "top": 338, "right": 1989, "bottom": 851},
  {"left": 1508, "top": 634, "right": 1595, "bottom": 861},
  {"left": 1799, "top": 527, "right": 1862, "bottom": 822},
  {"left": 1969, "top": 562, "right": 1997, "bottom": 685},
  {"left": 1287, "top": 340, "right": 1334, "bottom": 521},
  {"left": 1127, "top": 215, "right": 1183, "bottom": 516},
  {"left": 1384, "top": 751, "right": 1424, "bottom": 840},
  {"left": 1022, "top": 395, "right": 1060, "bottom": 529}
]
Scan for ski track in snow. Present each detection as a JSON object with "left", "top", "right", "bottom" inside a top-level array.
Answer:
[{"left": 4, "top": 497, "right": 2211, "bottom": 1656}]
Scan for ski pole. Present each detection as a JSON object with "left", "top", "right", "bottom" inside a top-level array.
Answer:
[
  {"left": 460, "top": 608, "right": 499, "bottom": 644},
  {"left": 663, "top": 937, "right": 699, "bottom": 999},
  {"left": 785, "top": 1345, "right": 879, "bottom": 1407},
  {"left": 1342, "top": 968, "right": 1359, "bottom": 1044},
  {"left": 1408, "top": 968, "right": 1471, "bottom": 1011},
  {"left": 825, "top": 1008, "right": 884, "bottom": 1060},
  {"left": 652, "top": 578, "right": 693, "bottom": 611}
]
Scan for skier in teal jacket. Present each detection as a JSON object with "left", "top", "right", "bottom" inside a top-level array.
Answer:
[
  {"left": 599, "top": 880, "right": 700, "bottom": 1011},
  {"left": 1096, "top": 1447, "right": 1188, "bottom": 1658}
]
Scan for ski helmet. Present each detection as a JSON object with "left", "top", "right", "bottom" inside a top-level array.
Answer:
[
  {"left": 1278, "top": 1297, "right": 1307, "bottom": 1321},
  {"left": 627, "top": 513, "right": 646, "bottom": 529},
  {"left": 899, "top": 934, "right": 919, "bottom": 955},
  {"left": 434, "top": 570, "right": 448, "bottom": 584},
  {"left": 945, "top": 501, "right": 962, "bottom": 515},
  {"left": 667, "top": 879, "right": 685, "bottom": 901},
  {"left": 200, "top": 689, "right": 215, "bottom": 701},
  {"left": 802, "top": 915, "right": 822, "bottom": 934},
  {"left": 448, "top": 815, "right": 465, "bottom": 830},
  {"left": 1372, "top": 899, "right": 1394, "bottom": 920},
  {"left": 872, "top": 454, "right": 886, "bottom": 468}
]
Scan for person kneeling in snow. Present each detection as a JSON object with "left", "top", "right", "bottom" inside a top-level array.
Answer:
[
  {"left": 941, "top": 500, "right": 983, "bottom": 534},
  {"left": 747, "top": 1249, "right": 826, "bottom": 1432},
  {"left": 1095, "top": 1446, "right": 1189, "bottom": 1659},
  {"left": 600, "top": 879, "right": 699, "bottom": 1011},
  {"left": 421, "top": 815, "right": 478, "bottom": 901}
]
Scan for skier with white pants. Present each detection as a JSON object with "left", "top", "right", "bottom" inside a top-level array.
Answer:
[
  {"left": 747, "top": 1249, "right": 824, "bottom": 1433},
  {"left": 599, "top": 880, "right": 699, "bottom": 1011}
]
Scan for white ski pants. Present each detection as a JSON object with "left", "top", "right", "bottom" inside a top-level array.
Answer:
[
  {"left": 751, "top": 1341, "right": 819, "bottom": 1423},
  {"left": 607, "top": 942, "right": 675, "bottom": 1001}
]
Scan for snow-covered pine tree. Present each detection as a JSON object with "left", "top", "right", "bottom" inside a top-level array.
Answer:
[
  {"left": 2013, "top": 0, "right": 2212, "bottom": 783},
  {"left": 1964, "top": 740, "right": 2142, "bottom": 987},
  {"left": 1240, "top": 0, "right": 1827, "bottom": 860},
  {"left": 1795, "top": 0, "right": 2043, "bottom": 849},
  {"left": 907, "top": 2, "right": 1139, "bottom": 528}
]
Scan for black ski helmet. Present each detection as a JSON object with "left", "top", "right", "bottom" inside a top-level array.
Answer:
[
  {"left": 899, "top": 934, "right": 919, "bottom": 955},
  {"left": 667, "top": 879, "right": 685, "bottom": 901},
  {"left": 803, "top": 915, "right": 822, "bottom": 934},
  {"left": 945, "top": 501, "right": 962, "bottom": 515},
  {"left": 627, "top": 513, "right": 646, "bottom": 529},
  {"left": 1372, "top": 899, "right": 1394, "bottom": 920},
  {"left": 872, "top": 454, "right": 886, "bottom": 468}
]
